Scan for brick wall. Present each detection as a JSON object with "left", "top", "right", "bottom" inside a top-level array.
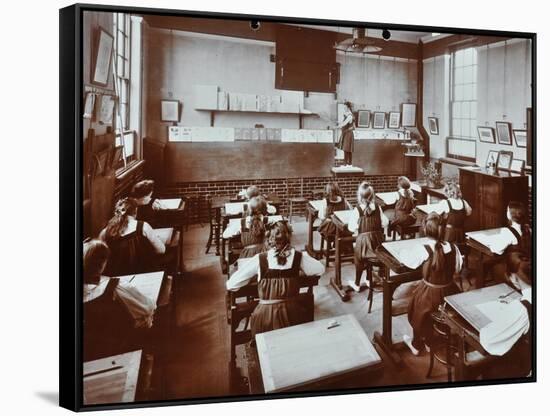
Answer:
[
  {"left": 160, "top": 174, "right": 400, "bottom": 223},
  {"left": 113, "top": 162, "right": 145, "bottom": 204}
]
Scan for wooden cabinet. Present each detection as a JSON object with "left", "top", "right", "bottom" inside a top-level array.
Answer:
[{"left": 459, "top": 167, "right": 529, "bottom": 231}]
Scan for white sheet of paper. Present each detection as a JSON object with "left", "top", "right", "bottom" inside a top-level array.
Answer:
[
  {"left": 466, "top": 227, "right": 516, "bottom": 255},
  {"left": 158, "top": 198, "right": 182, "bottom": 210},
  {"left": 416, "top": 203, "right": 446, "bottom": 215},
  {"left": 377, "top": 192, "right": 399, "bottom": 206},
  {"left": 382, "top": 237, "right": 432, "bottom": 269}
]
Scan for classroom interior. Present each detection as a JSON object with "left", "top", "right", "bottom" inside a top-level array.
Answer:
[{"left": 81, "top": 11, "right": 534, "bottom": 406}]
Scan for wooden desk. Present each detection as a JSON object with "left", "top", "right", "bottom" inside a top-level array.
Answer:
[
  {"left": 330, "top": 209, "right": 355, "bottom": 301},
  {"left": 118, "top": 271, "right": 165, "bottom": 306},
  {"left": 413, "top": 202, "right": 445, "bottom": 223},
  {"left": 465, "top": 228, "right": 509, "bottom": 288},
  {"left": 376, "top": 191, "right": 398, "bottom": 209},
  {"left": 251, "top": 315, "right": 383, "bottom": 393},
  {"left": 83, "top": 350, "right": 144, "bottom": 405},
  {"left": 373, "top": 238, "right": 431, "bottom": 365},
  {"left": 412, "top": 181, "right": 446, "bottom": 204},
  {"left": 305, "top": 200, "right": 324, "bottom": 259}
]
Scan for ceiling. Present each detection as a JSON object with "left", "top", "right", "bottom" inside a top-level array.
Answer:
[{"left": 285, "top": 24, "right": 437, "bottom": 43}]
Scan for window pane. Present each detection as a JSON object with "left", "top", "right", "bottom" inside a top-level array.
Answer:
[
  {"left": 117, "top": 56, "right": 124, "bottom": 77},
  {"left": 118, "top": 13, "right": 125, "bottom": 31},
  {"left": 472, "top": 49, "right": 478, "bottom": 65},
  {"left": 454, "top": 86, "right": 463, "bottom": 101},
  {"left": 463, "top": 85, "right": 472, "bottom": 101},
  {"left": 117, "top": 31, "right": 125, "bottom": 56},
  {"left": 453, "top": 102, "right": 462, "bottom": 118},
  {"left": 470, "top": 122, "right": 478, "bottom": 139},
  {"left": 453, "top": 119, "right": 461, "bottom": 136},
  {"left": 463, "top": 48, "right": 473, "bottom": 65},
  {"left": 462, "top": 119, "right": 470, "bottom": 137},
  {"left": 463, "top": 66, "right": 473, "bottom": 83},
  {"left": 470, "top": 101, "right": 477, "bottom": 118},
  {"left": 461, "top": 101, "right": 470, "bottom": 119},
  {"left": 454, "top": 67, "right": 464, "bottom": 84},
  {"left": 123, "top": 132, "right": 134, "bottom": 156},
  {"left": 455, "top": 50, "right": 464, "bottom": 67}
]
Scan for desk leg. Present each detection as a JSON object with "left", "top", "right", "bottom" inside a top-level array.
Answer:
[
  {"left": 330, "top": 230, "right": 350, "bottom": 302},
  {"left": 454, "top": 336, "right": 466, "bottom": 382},
  {"left": 221, "top": 237, "right": 228, "bottom": 275},
  {"left": 475, "top": 251, "right": 485, "bottom": 289},
  {"left": 373, "top": 268, "right": 402, "bottom": 366},
  {"left": 305, "top": 211, "right": 320, "bottom": 259},
  {"left": 178, "top": 224, "right": 185, "bottom": 275}
]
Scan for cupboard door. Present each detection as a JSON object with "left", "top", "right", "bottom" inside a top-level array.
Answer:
[
  {"left": 479, "top": 177, "right": 502, "bottom": 229},
  {"left": 460, "top": 170, "right": 478, "bottom": 231}
]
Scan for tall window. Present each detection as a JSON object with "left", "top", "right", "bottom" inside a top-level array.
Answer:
[
  {"left": 112, "top": 13, "right": 135, "bottom": 167},
  {"left": 450, "top": 47, "right": 477, "bottom": 140}
]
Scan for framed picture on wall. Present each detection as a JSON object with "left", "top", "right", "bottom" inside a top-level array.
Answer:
[
  {"left": 497, "top": 150, "right": 513, "bottom": 170},
  {"left": 357, "top": 110, "right": 371, "bottom": 128},
  {"left": 510, "top": 158, "right": 525, "bottom": 173},
  {"left": 91, "top": 27, "right": 114, "bottom": 87},
  {"left": 161, "top": 99, "right": 180, "bottom": 122},
  {"left": 513, "top": 129, "right": 527, "bottom": 148},
  {"left": 486, "top": 150, "right": 499, "bottom": 167},
  {"left": 428, "top": 117, "right": 439, "bottom": 135},
  {"left": 401, "top": 103, "right": 416, "bottom": 127},
  {"left": 496, "top": 121, "right": 513, "bottom": 145},
  {"left": 477, "top": 126, "right": 496, "bottom": 143},
  {"left": 372, "top": 112, "right": 386, "bottom": 129},
  {"left": 83, "top": 92, "right": 96, "bottom": 119},
  {"left": 388, "top": 112, "right": 401, "bottom": 129}
]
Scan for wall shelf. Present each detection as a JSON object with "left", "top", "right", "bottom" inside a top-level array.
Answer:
[{"left": 195, "top": 108, "right": 319, "bottom": 129}]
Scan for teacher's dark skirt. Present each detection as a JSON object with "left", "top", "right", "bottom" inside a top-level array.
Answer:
[{"left": 338, "top": 130, "right": 354, "bottom": 153}]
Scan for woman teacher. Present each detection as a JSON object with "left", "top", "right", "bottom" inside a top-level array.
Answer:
[{"left": 337, "top": 101, "right": 355, "bottom": 166}]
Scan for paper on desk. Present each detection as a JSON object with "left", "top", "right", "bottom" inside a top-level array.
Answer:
[
  {"left": 377, "top": 192, "right": 399, "bottom": 206},
  {"left": 416, "top": 203, "right": 446, "bottom": 215},
  {"left": 382, "top": 237, "right": 432, "bottom": 269},
  {"left": 411, "top": 182, "right": 422, "bottom": 193},
  {"left": 159, "top": 198, "right": 181, "bottom": 210},
  {"left": 478, "top": 299, "right": 529, "bottom": 356},
  {"left": 466, "top": 227, "right": 516, "bottom": 255}
]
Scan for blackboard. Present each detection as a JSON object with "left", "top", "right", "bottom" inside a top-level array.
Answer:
[{"left": 164, "top": 142, "right": 335, "bottom": 182}]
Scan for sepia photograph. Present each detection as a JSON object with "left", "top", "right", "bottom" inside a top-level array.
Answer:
[{"left": 59, "top": 3, "right": 535, "bottom": 411}]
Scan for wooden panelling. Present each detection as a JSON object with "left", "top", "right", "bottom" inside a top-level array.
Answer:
[{"left": 352, "top": 140, "right": 408, "bottom": 175}]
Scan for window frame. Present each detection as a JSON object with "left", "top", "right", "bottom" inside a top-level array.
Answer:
[{"left": 449, "top": 46, "right": 478, "bottom": 141}]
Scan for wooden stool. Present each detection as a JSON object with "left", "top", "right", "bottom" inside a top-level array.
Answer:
[
  {"left": 365, "top": 257, "right": 385, "bottom": 313},
  {"left": 286, "top": 177, "right": 308, "bottom": 223},
  {"left": 184, "top": 193, "right": 203, "bottom": 230},
  {"left": 205, "top": 195, "right": 222, "bottom": 255}
]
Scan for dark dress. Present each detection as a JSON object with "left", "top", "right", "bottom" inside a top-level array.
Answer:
[
  {"left": 390, "top": 193, "right": 416, "bottom": 229},
  {"left": 337, "top": 118, "right": 355, "bottom": 152},
  {"left": 318, "top": 197, "right": 347, "bottom": 238},
  {"left": 443, "top": 199, "right": 467, "bottom": 244},
  {"left": 505, "top": 225, "right": 532, "bottom": 282},
  {"left": 239, "top": 217, "right": 267, "bottom": 259},
  {"left": 354, "top": 204, "right": 385, "bottom": 265},
  {"left": 250, "top": 251, "right": 308, "bottom": 337},
  {"left": 407, "top": 244, "right": 460, "bottom": 346},
  {"left": 136, "top": 200, "right": 155, "bottom": 224}
]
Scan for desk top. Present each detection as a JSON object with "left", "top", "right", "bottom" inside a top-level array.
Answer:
[
  {"left": 416, "top": 203, "right": 445, "bottom": 215},
  {"left": 308, "top": 199, "right": 324, "bottom": 213},
  {"left": 410, "top": 182, "right": 422, "bottom": 193},
  {"left": 225, "top": 215, "right": 284, "bottom": 235},
  {"left": 154, "top": 227, "right": 175, "bottom": 245},
  {"left": 211, "top": 196, "right": 231, "bottom": 209},
  {"left": 225, "top": 201, "right": 248, "bottom": 215},
  {"left": 83, "top": 350, "right": 142, "bottom": 405},
  {"left": 255, "top": 314, "right": 382, "bottom": 393},
  {"left": 158, "top": 198, "right": 183, "bottom": 210},
  {"left": 381, "top": 237, "right": 432, "bottom": 271},
  {"left": 376, "top": 191, "right": 398, "bottom": 206},
  {"left": 333, "top": 209, "right": 354, "bottom": 225},
  {"left": 118, "top": 271, "right": 164, "bottom": 305},
  {"left": 466, "top": 227, "right": 513, "bottom": 255}
]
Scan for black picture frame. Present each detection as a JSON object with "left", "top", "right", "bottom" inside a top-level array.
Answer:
[
  {"left": 60, "top": 3, "right": 537, "bottom": 412},
  {"left": 496, "top": 121, "right": 513, "bottom": 146},
  {"left": 477, "top": 126, "right": 496, "bottom": 143},
  {"left": 401, "top": 103, "right": 416, "bottom": 127},
  {"left": 356, "top": 110, "right": 371, "bottom": 128},
  {"left": 91, "top": 27, "right": 114, "bottom": 87},
  {"left": 428, "top": 117, "right": 439, "bottom": 135},
  {"left": 372, "top": 111, "right": 386, "bottom": 129},
  {"left": 497, "top": 150, "right": 514, "bottom": 170},
  {"left": 486, "top": 150, "right": 500, "bottom": 168},
  {"left": 513, "top": 129, "right": 527, "bottom": 148},
  {"left": 161, "top": 99, "right": 180, "bottom": 122},
  {"left": 388, "top": 111, "right": 401, "bottom": 129}
]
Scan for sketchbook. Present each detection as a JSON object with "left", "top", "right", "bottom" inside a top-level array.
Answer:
[{"left": 444, "top": 283, "right": 521, "bottom": 332}]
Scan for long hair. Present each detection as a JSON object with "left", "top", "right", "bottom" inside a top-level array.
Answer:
[
  {"left": 443, "top": 180, "right": 462, "bottom": 199},
  {"left": 246, "top": 185, "right": 260, "bottom": 200},
  {"left": 397, "top": 176, "right": 414, "bottom": 199},
  {"left": 246, "top": 196, "right": 266, "bottom": 239},
  {"left": 508, "top": 201, "right": 530, "bottom": 236},
  {"left": 423, "top": 212, "right": 446, "bottom": 272},
  {"left": 104, "top": 198, "right": 138, "bottom": 241},
  {"left": 357, "top": 181, "right": 375, "bottom": 214},
  {"left": 266, "top": 221, "right": 293, "bottom": 265},
  {"left": 131, "top": 179, "right": 155, "bottom": 199},
  {"left": 325, "top": 181, "right": 344, "bottom": 203},
  {"left": 83, "top": 239, "right": 110, "bottom": 284}
]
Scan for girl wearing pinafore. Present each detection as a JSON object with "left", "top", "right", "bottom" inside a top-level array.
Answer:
[
  {"left": 438, "top": 181, "right": 472, "bottom": 244},
  {"left": 504, "top": 201, "right": 532, "bottom": 285},
  {"left": 226, "top": 222, "right": 326, "bottom": 337},
  {"left": 404, "top": 212, "right": 462, "bottom": 355},
  {"left": 336, "top": 101, "right": 355, "bottom": 166},
  {"left": 389, "top": 176, "right": 416, "bottom": 233},
  {"left": 347, "top": 182, "right": 389, "bottom": 293},
  {"left": 99, "top": 198, "right": 167, "bottom": 276},
  {"left": 318, "top": 182, "right": 352, "bottom": 239}
]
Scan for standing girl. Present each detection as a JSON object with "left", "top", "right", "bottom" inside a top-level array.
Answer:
[
  {"left": 347, "top": 182, "right": 389, "bottom": 292},
  {"left": 337, "top": 101, "right": 355, "bottom": 166},
  {"left": 404, "top": 212, "right": 462, "bottom": 355}
]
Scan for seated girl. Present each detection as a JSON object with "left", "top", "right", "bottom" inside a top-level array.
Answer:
[
  {"left": 244, "top": 185, "right": 276, "bottom": 214},
  {"left": 99, "top": 197, "right": 168, "bottom": 276},
  {"left": 317, "top": 181, "right": 353, "bottom": 240},
  {"left": 389, "top": 176, "right": 417, "bottom": 235},
  {"left": 504, "top": 201, "right": 532, "bottom": 287},
  {"left": 130, "top": 179, "right": 166, "bottom": 223},
  {"left": 437, "top": 181, "right": 472, "bottom": 244},
  {"left": 347, "top": 182, "right": 389, "bottom": 293},
  {"left": 404, "top": 212, "right": 462, "bottom": 356},
  {"left": 226, "top": 221, "right": 325, "bottom": 337},
  {"left": 222, "top": 196, "right": 268, "bottom": 260}
]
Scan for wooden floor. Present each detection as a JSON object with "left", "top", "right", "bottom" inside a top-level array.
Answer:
[{"left": 162, "top": 217, "right": 467, "bottom": 400}]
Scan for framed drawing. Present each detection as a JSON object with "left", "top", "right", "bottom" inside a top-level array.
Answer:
[
  {"left": 91, "top": 27, "right": 114, "bottom": 87},
  {"left": 486, "top": 150, "right": 499, "bottom": 168},
  {"left": 357, "top": 110, "right": 371, "bottom": 128},
  {"left": 496, "top": 121, "right": 513, "bottom": 145},
  {"left": 497, "top": 150, "right": 513, "bottom": 170},
  {"left": 372, "top": 112, "right": 386, "bottom": 129},
  {"left": 510, "top": 158, "right": 525, "bottom": 173},
  {"left": 388, "top": 112, "right": 401, "bottom": 129},
  {"left": 401, "top": 103, "right": 416, "bottom": 127},
  {"left": 161, "top": 99, "right": 180, "bottom": 122},
  {"left": 477, "top": 126, "right": 496, "bottom": 143},
  {"left": 60, "top": 3, "right": 537, "bottom": 412},
  {"left": 513, "top": 129, "right": 527, "bottom": 148},
  {"left": 428, "top": 117, "right": 439, "bottom": 135},
  {"left": 83, "top": 92, "right": 96, "bottom": 119}
]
